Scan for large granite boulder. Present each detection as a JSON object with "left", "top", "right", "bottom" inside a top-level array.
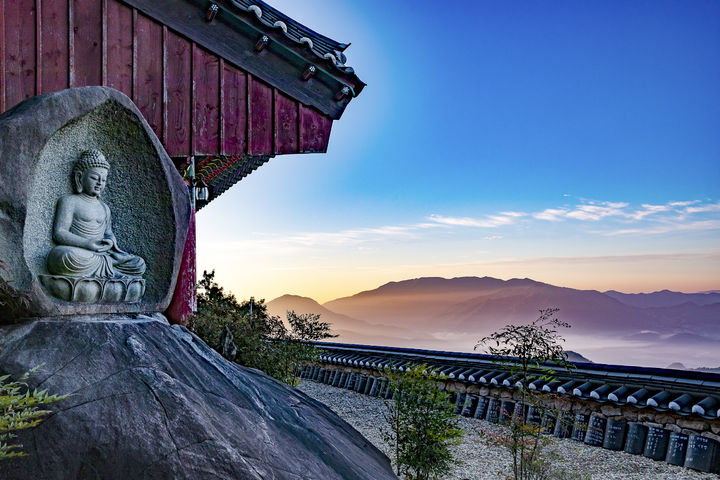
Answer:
[
  {"left": 0, "top": 85, "right": 393, "bottom": 480},
  {"left": 0, "top": 87, "right": 190, "bottom": 317},
  {"left": 0, "top": 316, "right": 397, "bottom": 479}
]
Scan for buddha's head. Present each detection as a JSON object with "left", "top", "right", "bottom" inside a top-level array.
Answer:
[{"left": 73, "top": 150, "right": 111, "bottom": 196}]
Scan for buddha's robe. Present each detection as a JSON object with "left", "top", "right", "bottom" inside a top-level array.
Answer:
[{"left": 47, "top": 205, "right": 146, "bottom": 278}]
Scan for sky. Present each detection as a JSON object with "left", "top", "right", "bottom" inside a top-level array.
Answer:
[{"left": 197, "top": 0, "right": 720, "bottom": 304}]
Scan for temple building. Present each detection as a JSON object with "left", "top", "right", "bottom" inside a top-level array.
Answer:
[{"left": 0, "top": 0, "right": 365, "bottom": 322}]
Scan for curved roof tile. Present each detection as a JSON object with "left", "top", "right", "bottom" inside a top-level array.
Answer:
[{"left": 230, "top": 0, "right": 356, "bottom": 75}]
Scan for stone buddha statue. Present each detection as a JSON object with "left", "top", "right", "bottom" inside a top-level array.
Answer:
[{"left": 42, "top": 150, "right": 146, "bottom": 303}]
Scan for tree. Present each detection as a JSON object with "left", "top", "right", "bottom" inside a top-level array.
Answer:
[
  {"left": 475, "top": 308, "right": 578, "bottom": 480},
  {"left": 190, "top": 270, "right": 336, "bottom": 385},
  {"left": 270, "top": 310, "right": 336, "bottom": 385},
  {"left": 0, "top": 370, "right": 67, "bottom": 460},
  {"left": 382, "top": 364, "right": 464, "bottom": 480}
]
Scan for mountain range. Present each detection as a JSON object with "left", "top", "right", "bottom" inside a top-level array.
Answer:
[{"left": 267, "top": 276, "right": 720, "bottom": 368}]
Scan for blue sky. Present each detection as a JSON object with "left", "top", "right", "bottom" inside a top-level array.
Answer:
[{"left": 197, "top": 0, "right": 720, "bottom": 302}]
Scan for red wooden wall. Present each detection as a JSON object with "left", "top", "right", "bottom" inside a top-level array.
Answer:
[{"left": 0, "top": 0, "right": 333, "bottom": 157}]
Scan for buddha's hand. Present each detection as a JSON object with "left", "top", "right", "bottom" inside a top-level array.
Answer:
[{"left": 89, "top": 239, "right": 114, "bottom": 253}]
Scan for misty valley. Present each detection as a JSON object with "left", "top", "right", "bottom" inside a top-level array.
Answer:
[{"left": 268, "top": 276, "right": 720, "bottom": 370}]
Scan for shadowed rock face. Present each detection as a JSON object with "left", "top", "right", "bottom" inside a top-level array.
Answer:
[{"left": 0, "top": 317, "right": 396, "bottom": 480}]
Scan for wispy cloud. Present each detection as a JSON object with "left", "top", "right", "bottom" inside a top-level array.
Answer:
[
  {"left": 528, "top": 199, "right": 719, "bottom": 232},
  {"left": 686, "top": 202, "right": 720, "bottom": 214},
  {"left": 358, "top": 251, "right": 720, "bottom": 273},
  {"left": 427, "top": 213, "right": 522, "bottom": 228},
  {"left": 201, "top": 221, "right": 443, "bottom": 252},
  {"left": 203, "top": 198, "right": 719, "bottom": 255},
  {"left": 532, "top": 200, "right": 640, "bottom": 221},
  {"left": 482, "top": 251, "right": 720, "bottom": 266},
  {"left": 284, "top": 222, "right": 440, "bottom": 247},
  {"left": 565, "top": 202, "right": 629, "bottom": 221},
  {"left": 626, "top": 204, "right": 670, "bottom": 220},
  {"left": 431, "top": 198, "right": 718, "bottom": 230},
  {"left": 322, "top": 198, "right": 720, "bottom": 242},
  {"left": 533, "top": 208, "right": 568, "bottom": 221},
  {"left": 605, "top": 220, "right": 720, "bottom": 236}
]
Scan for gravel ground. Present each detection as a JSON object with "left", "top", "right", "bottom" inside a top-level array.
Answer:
[{"left": 298, "top": 380, "right": 719, "bottom": 480}]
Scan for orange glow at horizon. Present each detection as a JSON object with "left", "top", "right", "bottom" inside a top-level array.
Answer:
[{"left": 198, "top": 244, "right": 720, "bottom": 304}]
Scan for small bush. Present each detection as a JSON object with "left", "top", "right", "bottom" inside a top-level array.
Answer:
[
  {"left": 475, "top": 308, "right": 586, "bottom": 480},
  {"left": 190, "top": 270, "right": 336, "bottom": 385},
  {"left": 0, "top": 369, "right": 67, "bottom": 460},
  {"left": 382, "top": 364, "right": 464, "bottom": 480}
]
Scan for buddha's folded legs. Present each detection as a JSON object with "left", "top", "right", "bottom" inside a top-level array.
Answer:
[
  {"left": 110, "top": 251, "right": 146, "bottom": 276},
  {"left": 47, "top": 246, "right": 146, "bottom": 278},
  {"left": 47, "top": 246, "right": 114, "bottom": 277}
]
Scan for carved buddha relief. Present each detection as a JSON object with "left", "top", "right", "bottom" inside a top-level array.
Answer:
[{"left": 40, "top": 150, "right": 146, "bottom": 303}]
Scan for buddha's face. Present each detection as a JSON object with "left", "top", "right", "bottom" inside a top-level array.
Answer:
[{"left": 80, "top": 167, "right": 109, "bottom": 197}]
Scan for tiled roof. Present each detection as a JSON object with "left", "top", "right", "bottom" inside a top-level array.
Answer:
[
  {"left": 228, "top": 0, "right": 358, "bottom": 76},
  {"left": 313, "top": 342, "right": 720, "bottom": 420}
]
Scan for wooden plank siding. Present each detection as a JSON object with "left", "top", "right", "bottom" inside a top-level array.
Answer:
[
  {"left": 220, "top": 62, "right": 247, "bottom": 156},
  {"left": 0, "top": 0, "right": 334, "bottom": 157},
  {"left": 192, "top": 45, "right": 220, "bottom": 155},
  {"left": 133, "top": 11, "right": 163, "bottom": 137},
  {"left": 40, "top": 0, "right": 70, "bottom": 93},
  {"left": 3, "top": 0, "right": 37, "bottom": 109},
  {"left": 248, "top": 76, "right": 273, "bottom": 155},
  {"left": 70, "top": 0, "right": 103, "bottom": 87},
  {"left": 104, "top": 0, "right": 133, "bottom": 94},
  {"left": 274, "top": 89, "right": 298, "bottom": 155},
  {"left": 299, "top": 104, "right": 332, "bottom": 153},
  {"left": 164, "top": 29, "right": 191, "bottom": 156}
]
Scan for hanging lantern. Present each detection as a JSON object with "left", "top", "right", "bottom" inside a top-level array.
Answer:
[{"left": 194, "top": 178, "right": 209, "bottom": 202}]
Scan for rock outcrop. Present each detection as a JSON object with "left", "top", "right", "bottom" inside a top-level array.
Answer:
[
  {"left": 0, "top": 316, "right": 396, "bottom": 479},
  {"left": 0, "top": 87, "right": 393, "bottom": 479}
]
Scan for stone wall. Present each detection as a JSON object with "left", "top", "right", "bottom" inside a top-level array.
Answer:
[{"left": 306, "top": 363, "right": 720, "bottom": 474}]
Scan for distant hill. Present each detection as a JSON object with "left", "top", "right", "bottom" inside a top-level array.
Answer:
[
  {"left": 266, "top": 294, "right": 436, "bottom": 346},
  {"left": 322, "top": 277, "right": 719, "bottom": 336},
  {"left": 270, "top": 276, "right": 720, "bottom": 368},
  {"left": 667, "top": 363, "right": 720, "bottom": 374},
  {"left": 269, "top": 293, "right": 596, "bottom": 362},
  {"left": 566, "top": 351, "right": 592, "bottom": 363},
  {"left": 323, "top": 277, "right": 523, "bottom": 329},
  {"left": 666, "top": 362, "right": 686, "bottom": 370},
  {"left": 604, "top": 289, "right": 720, "bottom": 308},
  {"left": 324, "top": 277, "right": 720, "bottom": 334},
  {"left": 268, "top": 294, "right": 357, "bottom": 328}
]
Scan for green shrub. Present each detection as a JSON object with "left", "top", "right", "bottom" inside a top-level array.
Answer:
[
  {"left": 382, "top": 364, "right": 464, "bottom": 480},
  {"left": 0, "top": 261, "right": 65, "bottom": 460},
  {"left": 476, "top": 308, "right": 585, "bottom": 480},
  {"left": 267, "top": 310, "right": 336, "bottom": 385},
  {"left": 190, "top": 270, "right": 335, "bottom": 384},
  {"left": 0, "top": 369, "right": 67, "bottom": 460}
]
